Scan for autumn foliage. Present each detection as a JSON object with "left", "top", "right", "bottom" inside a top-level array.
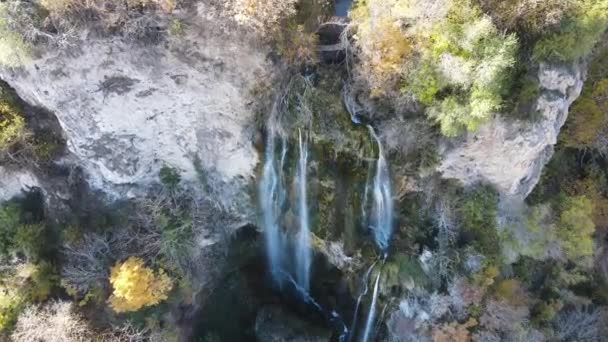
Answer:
[{"left": 108, "top": 257, "right": 173, "bottom": 313}]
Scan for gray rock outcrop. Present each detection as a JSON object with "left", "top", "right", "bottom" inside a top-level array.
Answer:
[
  {"left": 439, "top": 62, "right": 585, "bottom": 197},
  {"left": 0, "top": 166, "right": 38, "bottom": 202},
  {"left": 0, "top": 9, "right": 269, "bottom": 204}
]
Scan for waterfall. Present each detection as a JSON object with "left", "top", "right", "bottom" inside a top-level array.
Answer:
[
  {"left": 259, "top": 128, "right": 287, "bottom": 285},
  {"left": 348, "top": 261, "right": 378, "bottom": 342},
  {"left": 368, "top": 126, "right": 393, "bottom": 251},
  {"left": 360, "top": 270, "right": 382, "bottom": 342},
  {"left": 295, "top": 128, "right": 311, "bottom": 292}
]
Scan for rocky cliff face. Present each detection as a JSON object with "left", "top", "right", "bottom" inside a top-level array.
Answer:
[
  {"left": 0, "top": 10, "right": 269, "bottom": 207},
  {"left": 439, "top": 62, "right": 585, "bottom": 197}
]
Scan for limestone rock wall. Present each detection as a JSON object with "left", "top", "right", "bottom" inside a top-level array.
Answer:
[
  {"left": 0, "top": 11, "right": 269, "bottom": 206},
  {"left": 439, "top": 62, "right": 585, "bottom": 197}
]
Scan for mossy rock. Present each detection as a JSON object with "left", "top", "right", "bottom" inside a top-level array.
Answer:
[{"left": 381, "top": 254, "right": 429, "bottom": 296}]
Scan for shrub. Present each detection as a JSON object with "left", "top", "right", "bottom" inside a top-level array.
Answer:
[
  {"left": 0, "top": 202, "right": 47, "bottom": 262},
  {"left": 432, "top": 318, "right": 477, "bottom": 342},
  {"left": 275, "top": 23, "right": 319, "bottom": 67},
  {"left": 477, "top": 299, "right": 530, "bottom": 338},
  {"left": 13, "top": 224, "right": 45, "bottom": 261},
  {"left": 532, "top": 0, "right": 608, "bottom": 62},
  {"left": 494, "top": 279, "right": 528, "bottom": 306},
  {"left": 230, "top": 0, "right": 298, "bottom": 34},
  {"left": 556, "top": 195, "right": 595, "bottom": 261},
  {"left": 0, "top": 263, "right": 45, "bottom": 332},
  {"left": 0, "top": 203, "right": 21, "bottom": 258},
  {"left": 351, "top": 0, "right": 517, "bottom": 135},
  {"left": 479, "top": 0, "right": 572, "bottom": 37},
  {"left": 560, "top": 77, "right": 608, "bottom": 149},
  {"left": 349, "top": 2, "right": 413, "bottom": 95},
  {"left": 61, "top": 232, "right": 114, "bottom": 298},
  {"left": 0, "top": 4, "right": 30, "bottom": 67},
  {"left": 108, "top": 256, "right": 173, "bottom": 313},
  {"left": 159, "top": 165, "right": 181, "bottom": 190},
  {"left": 39, "top": 0, "right": 176, "bottom": 37},
  {"left": 457, "top": 185, "right": 501, "bottom": 258},
  {"left": 554, "top": 306, "right": 605, "bottom": 341},
  {"left": 11, "top": 300, "right": 92, "bottom": 342},
  {"left": 26, "top": 262, "right": 58, "bottom": 301},
  {"left": 0, "top": 90, "right": 26, "bottom": 152}
]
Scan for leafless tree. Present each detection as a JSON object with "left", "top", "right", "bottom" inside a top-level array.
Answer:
[
  {"left": 448, "top": 277, "right": 486, "bottom": 318},
  {"left": 61, "top": 232, "right": 114, "bottom": 296},
  {"left": 554, "top": 306, "right": 606, "bottom": 342},
  {"left": 1, "top": 0, "right": 77, "bottom": 48},
  {"left": 11, "top": 300, "right": 93, "bottom": 342},
  {"left": 427, "top": 200, "right": 458, "bottom": 288},
  {"left": 100, "top": 322, "right": 152, "bottom": 342},
  {"left": 478, "top": 299, "right": 529, "bottom": 336}
]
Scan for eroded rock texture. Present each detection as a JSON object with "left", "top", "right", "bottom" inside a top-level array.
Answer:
[
  {"left": 0, "top": 10, "right": 269, "bottom": 203},
  {"left": 439, "top": 62, "right": 584, "bottom": 197}
]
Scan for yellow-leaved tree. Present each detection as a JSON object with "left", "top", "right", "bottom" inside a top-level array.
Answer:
[{"left": 108, "top": 257, "right": 173, "bottom": 313}]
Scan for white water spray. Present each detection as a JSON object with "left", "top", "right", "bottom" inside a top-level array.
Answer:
[
  {"left": 259, "top": 128, "right": 287, "bottom": 284},
  {"left": 295, "top": 129, "right": 311, "bottom": 291},
  {"left": 349, "top": 261, "right": 378, "bottom": 342},
  {"left": 368, "top": 126, "right": 393, "bottom": 251},
  {"left": 360, "top": 269, "right": 382, "bottom": 342}
]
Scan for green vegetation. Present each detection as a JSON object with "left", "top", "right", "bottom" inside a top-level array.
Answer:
[
  {"left": 0, "top": 4, "right": 30, "bottom": 67},
  {"left": 349, "top": 0, "right": 608, "bottom": 134},
  {"left": 1, "top": 0, "right": 608, "bottom": 340},
  {"left": 159, "top": 165, "right": 182, "bottom": 190},
  {"left": 455, "top": 184, "right": 500, "bottom": 258},
  {"left": 559, "top": 47, "right": 608, "bottom": 150},
  {"left": 0, "top": 202, "right": 47, "bottom": 261},
  {"left": 0, "top": 87, "right": 26, "bottom": 152},
  {"left": 0, "top": 199, "right": 57, "bottom": 335},
  {"left": 532, "top": 0, "right": 608, "bottom": 62},
  {"left": 351, "top": 0, "right": 518, "bottom": 136},
  {"left": 557, "top": 195, "right": 595, "bottom": 261}
]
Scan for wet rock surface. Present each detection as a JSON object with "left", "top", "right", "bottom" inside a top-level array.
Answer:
[{"left": 255, "top": 305, "right": 332, "bottom": 342}]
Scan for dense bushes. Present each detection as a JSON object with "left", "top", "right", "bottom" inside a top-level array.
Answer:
[
  {"left": 479, "top": 0, "right": 608, "bottom": 62},
  {"left": 348, "top": 0, "right": 608, "bottom": 135},
  {"left": 11, "top": 301, "right": 93, "bottom": 342},
  {"left": 0, "top": 88, "right": 26, "bottom": 153},
  {"left": 350, "top": 0, "right": 518, "bottom": 136},
  {"left": 231, "top": 0, "right": 299, "bottom": 34},
  {"left": 455, "top": 184, "right": 500, "bottom": 258},
  {"left": 557, "top": 196, "right": 595, "bottom": 261},
  {"left": 0, "top": 202, "right": 46, "bottom": 262},
  {"left": 0, "top": 4, "right": 30, "bottom": 67},
  {"left": 349, "top": 2, "right": 413, "bottom": 96},
  {"left": 230, "top": 0, "right": 326, "bottom": 67},
  {"left": 0, "top": 83, "right": 64, "bottom": 166},
  {"left": 532, "top": 0, "right": 608, "bottom": 62},
  {"left": 479, "top": 0, "right": 573, "bottom": 38},
  {"left": 560, "top": 47, "right": 608, "bottom": 152},
  {"left": 0, "top": 198, "right": 57, "bottom": 334}
]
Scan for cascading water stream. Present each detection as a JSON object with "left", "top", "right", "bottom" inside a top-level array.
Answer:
[
  {"left": 360, "top": 269, "right": 382, "bottom": 342},
  {"left": 367, "top": 126, "right": 393, "bottom": 252},
  {"left": 358, "top": 127, "right": 393, "bottom": 342},
  {"left": 348, "top": 260, "right": 378, "bottom": 342},
  {"left": 259, "top": 128, "right": 287, "bottom": 285},
  {"left": 295, "top": 129, "right": 311, "bottom": 292}
]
